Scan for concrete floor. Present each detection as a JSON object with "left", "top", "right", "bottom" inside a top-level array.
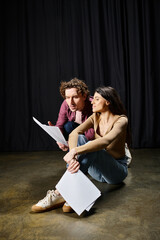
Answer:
[{"left": 0, "top": 149, "right": 160, "bottom": 240}]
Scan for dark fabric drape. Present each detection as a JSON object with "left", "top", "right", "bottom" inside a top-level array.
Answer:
[{"left": 0, "top": 0, "right": 160, "bottom": 151}]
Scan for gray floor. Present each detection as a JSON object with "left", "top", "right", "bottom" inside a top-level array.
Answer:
[{"left": 0, "top": 149, "right": 160, "bottom": 240}]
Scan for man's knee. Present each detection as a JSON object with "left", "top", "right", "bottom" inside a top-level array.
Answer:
[
  {"left": 63, "top": 121, "right": 79, "bottom": 139},
  {"left": 64, "top": 121, "right": 75, "bottom": 133}
]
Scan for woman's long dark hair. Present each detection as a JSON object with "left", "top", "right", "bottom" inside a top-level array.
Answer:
[{"left": 95, "top": 86, "right": 132, "bottom": 147}]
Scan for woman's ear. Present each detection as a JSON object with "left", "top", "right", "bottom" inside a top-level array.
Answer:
[{"left": 106, "top": 100, "right": 110, "bottom": 106}]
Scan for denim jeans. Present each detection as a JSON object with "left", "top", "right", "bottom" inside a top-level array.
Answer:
[
  {"left": 63, "top": 121, "right": 80, "bottom": 140},
  {"left": 77, "top": 135, "right": 128, "bottom": 184}
]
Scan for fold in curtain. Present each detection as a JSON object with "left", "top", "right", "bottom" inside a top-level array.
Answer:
[{"left": 0, "top": 0, "right": 160, "bottom": 151}]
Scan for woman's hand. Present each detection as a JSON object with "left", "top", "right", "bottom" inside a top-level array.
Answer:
[
  {"left": 64, "top": 148, "right": 80, "bottom": 173},
  {"left": 63, "top": 148, "right": 77, "bottom": 164},
  {"left": 68, "top": 159, "right": 80, "bottom": 174}
]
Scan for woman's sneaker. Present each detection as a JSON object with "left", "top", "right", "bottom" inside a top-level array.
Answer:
[
  {"left": 62, "top": 202, "right": 74, "bottom": 213},
  {"left": 31, "top": 190, "right": 65, "bottom": 213}
]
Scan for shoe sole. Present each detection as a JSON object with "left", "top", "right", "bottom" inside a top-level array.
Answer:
[
  {"left": 62, "top": 205, "right": 74, "bottom": 213},
  {"left": 31, "top": 201, "right": 65, "bottom": 213}
]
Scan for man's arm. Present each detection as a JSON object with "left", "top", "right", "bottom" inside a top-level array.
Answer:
[
  {"left": 48, "top": 100, "right": 69, "bottom": 151},
  {"left": 55, "top": 100, "right": 69, "bottom": 132}
]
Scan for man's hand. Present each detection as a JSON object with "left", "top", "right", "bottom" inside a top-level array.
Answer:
[
  {"left": 56, "top": 142, "right": 69, "bottom": 151},
  {"left": 63, "top": 148, "right": 78, "bottom": 164},
  {"left": 48, "top": 121, "right": 54, "bottom": 126}
]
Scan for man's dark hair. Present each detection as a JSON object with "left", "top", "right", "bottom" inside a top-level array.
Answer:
[{"left": 60, "top": 78, "right": 90, "bottom": 99}]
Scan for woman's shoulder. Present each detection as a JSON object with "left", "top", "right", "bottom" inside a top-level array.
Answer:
[{"left": 114, "top": 115, "right": 128, "bottom": 124}]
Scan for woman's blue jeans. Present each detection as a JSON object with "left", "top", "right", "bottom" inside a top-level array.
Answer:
[{"left": 77, "top": 135, "right": 128, "bottom": 184}]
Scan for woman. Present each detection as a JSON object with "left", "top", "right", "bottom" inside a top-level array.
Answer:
[
  {"left": 65, "top": 86, "right": 129, "bottom": 180},
  {"left": 32, "top": 86, "right": 129, "bottom": 213}
]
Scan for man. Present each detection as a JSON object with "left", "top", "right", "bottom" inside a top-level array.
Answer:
[
  {"left": 48, "top": 78, "right": 94, "bottom": 151},
  {"left": 31, "top": 78, "right": 95, "bottom": 213}
]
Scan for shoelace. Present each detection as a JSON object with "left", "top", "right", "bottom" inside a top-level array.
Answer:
[{"left": 38, "top": 190, "right": 57, "bottom": 204}]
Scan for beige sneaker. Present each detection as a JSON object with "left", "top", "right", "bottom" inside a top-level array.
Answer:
[
  {"left": 31, "top": 190, "right": 65, "bottom": 213},
  {"left": 62, "top": 202, "right": 74, "bottom": 213}
]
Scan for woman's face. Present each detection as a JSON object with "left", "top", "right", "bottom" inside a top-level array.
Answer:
[{"left": 92, "top": 92, "right": 110, "bottom": 113}]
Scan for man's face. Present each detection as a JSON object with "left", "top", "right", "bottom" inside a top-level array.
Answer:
[{"left": 65, "top": 88, "right": 87, "bottom": 112}]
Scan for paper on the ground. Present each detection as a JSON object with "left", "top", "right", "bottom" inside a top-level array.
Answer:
[
  {"left": 56, "top": 169, "right": 101, "bottom": 215},
  {"left": 33, "top": 117, "right": 68, "bottom": 146},
  {"left": 85, "top": 201, "right": 95, "bottom": 211}
]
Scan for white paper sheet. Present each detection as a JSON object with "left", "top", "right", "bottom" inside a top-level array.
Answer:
[
  {"left": 33, "top": 117, "right": 68, "bottom": 146},
  {"left": 56, "top": 170, "right": 101, "bottom": 215}
]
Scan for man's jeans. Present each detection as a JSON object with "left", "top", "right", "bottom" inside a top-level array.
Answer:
[
  {"left": 63, "top": 121, "right": 79, "bottom": 140},
  {"left": 77, "top": 135, "right": 128, "bottom": 184}
]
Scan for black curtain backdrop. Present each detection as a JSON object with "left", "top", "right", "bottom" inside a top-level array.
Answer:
[{"left": 0, "top": 0, "right": 160, "bottom": 151}]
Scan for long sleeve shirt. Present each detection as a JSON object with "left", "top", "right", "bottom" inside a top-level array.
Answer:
[
  {"left": 68, "top": 113, "right": 128, "bottom": 159},
  {"left": 56, "top": 97, "right": 94, "bottom": 140}
]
